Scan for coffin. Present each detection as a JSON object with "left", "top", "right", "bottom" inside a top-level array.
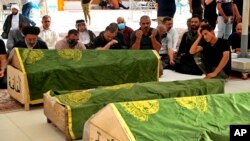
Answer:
[
  {"left": 43, "top": 79, "right": 224, "bottom": 140},
  {"left": 7, "top": 48, "right": 160, "bottom": 110},
  {"left": 84, "top": 92, "right": 250, "bottom": 141}
]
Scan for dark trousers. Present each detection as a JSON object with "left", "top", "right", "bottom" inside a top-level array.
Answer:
[
  {"left": 194, "top": 53, "right": 228, "bottom": 79},
  {"left": 22, "top": 2, "right": 36, "bottom": 26}
]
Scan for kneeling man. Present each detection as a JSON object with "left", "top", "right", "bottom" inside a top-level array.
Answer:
[{"left": 190, "top": 25, "right": 231, "bottom": 79}]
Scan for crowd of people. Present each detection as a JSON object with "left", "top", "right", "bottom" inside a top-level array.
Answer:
[{"left": 0, "top": 0, "right": 248, "bottom": 88}]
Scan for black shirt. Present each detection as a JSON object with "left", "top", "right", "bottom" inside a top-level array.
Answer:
[
  {"left": 201, "top": 38, "right": 231, "bottom": 75},
  {"left": 14, "top": 40, "right": 48, "bottom": 49}
]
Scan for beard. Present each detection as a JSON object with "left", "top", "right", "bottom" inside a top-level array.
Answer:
[
  {"left": 12, "top": 12, "right": 18, "bottom": 15},
  {"left": 191, "top": 26, "right": 199, "bottom": 31}
]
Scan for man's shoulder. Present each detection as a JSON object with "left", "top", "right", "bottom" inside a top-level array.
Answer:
[{"left": 125, "top": 26, "right": 133, "bottom": 31}]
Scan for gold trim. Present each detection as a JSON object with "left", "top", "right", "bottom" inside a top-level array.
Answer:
[
  {"left": 16, "top": 48, "right": 31, "bottom": 108},
  {"left": 29, "top": 99, "right": 43, "bottom": 104},
  {"left": 152, "top": 50, "right": 160, "bottom": 81},
  {"left": 67, "top": 105, "right": 75, "bottom": 139},
  {"left": 111, "top": 104, "right": 136, "bottom": 141},
  {"left": 52, "top": 96, "right": 75, "bottom": 139}
]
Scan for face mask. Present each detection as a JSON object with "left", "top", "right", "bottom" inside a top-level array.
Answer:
[
  {"left": 118, "top": 23, "right": 126, "bottom": 30},
  {"left": 68, "top": 40, "right": 78, "bottom": 48}
]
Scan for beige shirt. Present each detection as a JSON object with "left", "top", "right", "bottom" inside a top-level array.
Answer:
[
  {"left": 55, "top": 38, "right": 86, "bottom": 49},
  {"left": 39, "top": 27, "right": 59, "bottom": 49}
]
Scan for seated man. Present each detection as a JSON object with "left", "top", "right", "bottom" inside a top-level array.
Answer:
[
  {"left": 0, "top": 39, "right": 7, "bottom": 89},
  {"left": 162, "top": 16, "right": 179, "bottom": 69},
  {"left": 7, "top": 22, "right": 30, "bottom": 54},
  {"left": 39, "top": 15, "right": 59, "bottom": 49},
  {"left": 55, "top": 29, "right": 86, "bottom": 49},
  {"left": 131, "top": 15, "right": 162, "bottom": 76},
  {"left": 176, "top": 15, "right": 203, "bottom": 75},
  {"left": 2, "top": 4, "right": 28, "bottom": 39},
  {"left": 131, "top": 15, "right": 161, "bottom": 52},
  {"left": 14, "top": 26, "right": 48, "bottom": 49},
  {"left": 75, "top": 19, "right": 96, "bottom": 49},
  {"left": 93, "top": 24, "right": 124, "bottom": 50},
  {"left": 157, "top": 24, "right": 169, "bottom": 69},
  {"left": 190, "top": 24, "right": 231, "bottom": 79},
  {"left": 117, "top": 17, "right": 133, "bottom": 49},
  {"left": 228, "top": 22, "right": 250, "bottom": 53}
]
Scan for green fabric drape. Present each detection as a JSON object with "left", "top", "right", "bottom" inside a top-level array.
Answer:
[
  {"left": 51, "top": 79, "right": 224, "bottom": 139},
  {"left": 113, "top": 92, "right": 250, "bottom": 141},
  {"left": 17, "top": 49, "right": 159, "bottom": 100}
]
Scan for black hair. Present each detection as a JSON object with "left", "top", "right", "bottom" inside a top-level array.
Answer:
[
  {"left": 105, "top": 24, "right": 118, "bottom": 33},
  {"left": 201, "top": 18, "right": 209, "bottom": 23},
  {"left": 67, "top": 29, "right": 79, "bottom": 36},
  {"left": 22, "top": 26, "right": 40, "bottom": 36},
  {"left": 76, "top": 19, "right": 85, "bottom": 24},
  {"left": 191, "top": 14, "right": 202, "bottom": 21},
  {"left": 200, "top": 24, "right": 214, "bottom": 33},
  {"left": 162, "top": 16, "right": 173, "bottom": 24}
]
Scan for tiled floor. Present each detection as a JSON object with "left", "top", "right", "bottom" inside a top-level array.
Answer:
[{"left": 1, "top": 9, "right": 250, "bottom": 141}]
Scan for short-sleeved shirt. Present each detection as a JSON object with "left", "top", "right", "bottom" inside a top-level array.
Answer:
[
  {"left": 130, "top": 27, "right": 161, "bottom": 50},
  {"left": 217, "top": 0, "right": 234, "bottom": 16},
  {"left": 0, "top": 39, "right": 7, "bottom": 54},
  {"left": 201, "top": 38, "right": 231, "bottom": 75}
]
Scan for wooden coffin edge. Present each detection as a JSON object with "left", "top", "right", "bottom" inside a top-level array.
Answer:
[{"left": 43, "top": 92, "right": 73, "bottom": 141}]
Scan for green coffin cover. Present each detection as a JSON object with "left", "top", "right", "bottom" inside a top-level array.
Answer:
[
  {"left": 15, "top": 48, "right": 159, "bottom": 100},
  {"left": 51, "top": 79, "right": 224, "bottom": 139},
  {"left": 112, "top": 92, "right": 250, "bottom": 141}
]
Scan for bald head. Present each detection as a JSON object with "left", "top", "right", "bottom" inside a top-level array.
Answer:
[
  {"left": 236, "top": 23, "right": 242, "bottom": 33},
  {"left": 117, "top": 17, "right": 125, "bottom": 24},
  {"left": 156, "top": 24, "right": 167, "bottom": 36}
]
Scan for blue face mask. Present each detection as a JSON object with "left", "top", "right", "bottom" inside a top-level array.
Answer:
[{"left": 118, "top": 23, "right": 126, "bottom": 30}]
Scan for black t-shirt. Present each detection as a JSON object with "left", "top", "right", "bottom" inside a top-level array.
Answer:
[
  {"left": 93, "top": 32, "right": 123, "bottom": 49},
  {"left": 192, "top": 0, "right": 202, "bottom": 10},
  {"left": 201, "top": 38, "right": 231, "bottom": 75},
  {"left": 204, "top": 0, "right": 217, "bottom": 18},
  {"left": 131, "top": 27, "right": 161, "bottom": 50},
  {"left": 0, "top": 39, "right": 7, "bottom": 55}
]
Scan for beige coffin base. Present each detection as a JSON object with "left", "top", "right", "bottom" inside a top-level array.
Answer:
[
  {"left": 7, "top": 65, "right": 43, "bottom": 110},
  {"left": 83, "top": 104, "right": 130, "bottom": 141},
  {"left": 43, "top": 93, "right": 72, "bottom": 141}
]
